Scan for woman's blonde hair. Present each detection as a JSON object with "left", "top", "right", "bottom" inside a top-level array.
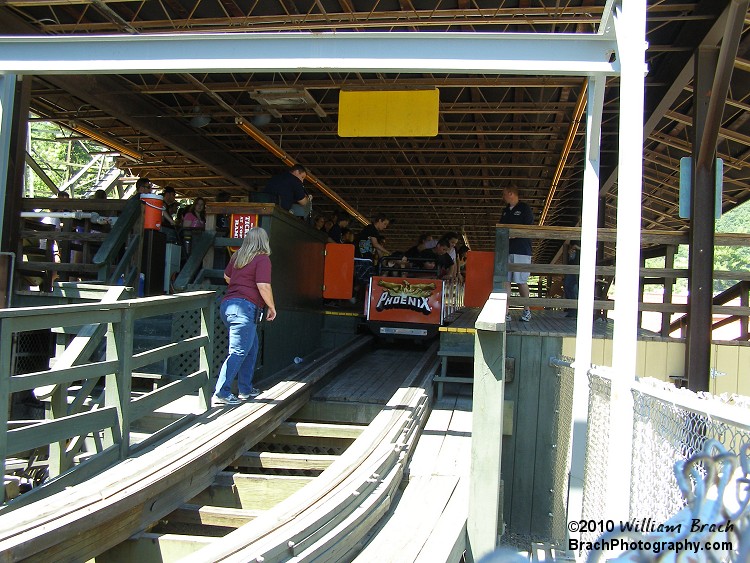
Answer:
[{"left": 233, "top": 227, "right": 271, "bottom": 268}]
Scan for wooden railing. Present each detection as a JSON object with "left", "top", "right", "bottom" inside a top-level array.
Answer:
[
  {"left": 17, "top": 197, "right": 143, "bottom": 290},
  {"left": 497, "top": 224, "right": 750, "bottom": 338},
  {"left": 92, "top": 197, "right": 144, "bottom": 285},
  {"left": 668, "top": 280, "right": 750, "bottom": 340},
  {"left": 0, "top": 290, "right": 215, "bottom": 504}
]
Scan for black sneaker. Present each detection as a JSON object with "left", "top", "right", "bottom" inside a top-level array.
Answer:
[
  {"left": 213, "top": 393, "right": 241, "bottom": 405},
  {"left": 238, "top": 387, "right": 261, "bottom": 400}
]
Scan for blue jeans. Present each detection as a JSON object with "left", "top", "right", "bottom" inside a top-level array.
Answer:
[{"left": 214, "top": 298, "right": 260, "bottom": 398}]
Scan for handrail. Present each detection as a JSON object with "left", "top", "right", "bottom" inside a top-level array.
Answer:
[
  {"left": 496, "top": 226, "right": 750, "bottom": 339},
  {"left": 173, "top": 230, "right": 217, "bottom": 291},
  {"left": 92, "top": 197, "right": 142, "bottom": 277},
  {"left": 497, "top": 223, "right": 750, "bottom": 247},
  {"left": 668, "top": 280, "right": 750, "bottom": 339},
  {"left": 20, "top": 198, "right": 129, "bottom": 213},
  {"left": 0, "top": 290, "right": 216, "bottom": 500},
  {"left": 16, "top": 197, "right": 142, "bottom": 290},
  {"left": 506, "top": 262, "right": 750, "bottom": 282}
]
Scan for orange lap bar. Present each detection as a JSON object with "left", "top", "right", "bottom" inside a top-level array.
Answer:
[
  {"left": 323, "top": 243, "right": 354, "bottom": 299},
  {"left": 464, "top": 251, "right": 495, "bottom": 308}
]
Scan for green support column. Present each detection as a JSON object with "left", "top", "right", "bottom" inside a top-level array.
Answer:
[
  {"left": 467, "top": 292, "right": 507, "bottom": 561},
  {"left": 105, "top": 308, "right": 134, "bottom": 458},
  {"left": 0, "top": 73, "right": 16, "bottom": 250},
  {"left": 493, "top": 228, "right": 509, "bottom": 293}
]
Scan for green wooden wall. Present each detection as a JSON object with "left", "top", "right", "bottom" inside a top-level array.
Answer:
[
  {"left": 251, "top": 212, "right": 327, "bottom": 378},
  {"left": 501, "top": 333, "right": 565, "bottom": 542}
]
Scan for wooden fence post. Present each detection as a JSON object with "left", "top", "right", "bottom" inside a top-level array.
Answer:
[
  {"left": 661, "top": 245, "right": 676, "bottom": 337},
  {"left": 494, "top": 228, "right": 509, "bottom": 293},
  {"left": 0, "top": 318, "right": 12, "bottom": 502},
  {"left": 46, "top": 385, "right": 68, "bottom": 477},
  {"left": 467, "top": 292, "right": 507, "bottom": 561},
  {"left": 105, "top": 307, "right": 133, "bottom": 458},
  {"left": 198, "top": 297, "right": 215, "bottom": 410},
  {"left": 741, "top": 281, "right": 749, "bottom": 340}
]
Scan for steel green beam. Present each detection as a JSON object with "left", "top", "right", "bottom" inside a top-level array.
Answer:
[
  {"left": 0, "top": 73, "right": 15, "bottom": 250},
  {"left": 0, "top": 32, "right": 618, "bottom": 76}
]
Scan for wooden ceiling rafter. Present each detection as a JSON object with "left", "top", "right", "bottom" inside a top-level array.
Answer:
[{"left": 2, "top": 0, "right": 746, "bottom": 257}]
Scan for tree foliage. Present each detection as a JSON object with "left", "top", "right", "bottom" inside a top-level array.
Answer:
[
  {"left": 27, "top": 119, "right": 118, "bottom": 198},
  {"left": 646, "top": 200, "right": 750, "bottom": 294}
]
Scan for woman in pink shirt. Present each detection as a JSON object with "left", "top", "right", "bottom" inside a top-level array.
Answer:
[
  {"left": 182, "top": 197, "right": 206, "bottom": 229},
  {"left": 213, "top": 227, "right": 277, "bottom": 405}
]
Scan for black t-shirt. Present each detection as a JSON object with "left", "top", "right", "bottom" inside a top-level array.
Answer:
[
  {"left": 328, "top": 224, "right": 343, "bottom": 244},
  {"left": 419, "top": 248, "right": 454, "bottom": 277},
  {"left": 264, "top": 172, "right": 306, "bottom": 211},
  {"left": 355, "top": 224, "right": 380, "bottom": 260},
  {"left": 405, "top": 245, "right": 422, "bottom": 258},
  {"left": 568, "top": 240, "right": 581, "bottom": 265},
  {"left": 500, "top": 201, "right": 533, "bottom": 255}
]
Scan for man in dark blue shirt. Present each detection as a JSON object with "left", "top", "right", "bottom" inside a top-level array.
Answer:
[
  {"left": 500, "top": 187, "right": 534, "bottom": 322},
  {"left": 264, "top": 164, "right": 311, "bottom": 213}
]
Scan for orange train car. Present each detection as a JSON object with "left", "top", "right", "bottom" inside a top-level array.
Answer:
[
  {"left": 363, "top": 251, "right": 495, "bottom": 340},
  {"left": 366, "top": 275, "right": 448, "bottom": 339}
]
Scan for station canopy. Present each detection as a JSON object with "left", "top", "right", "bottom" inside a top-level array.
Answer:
[{"left": 0, "top": 0, "right": 747, "bottom": 263}]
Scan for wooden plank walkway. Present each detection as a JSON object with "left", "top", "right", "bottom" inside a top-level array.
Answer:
[
  {"left": 313, "top": 346, "right": 431, "bottom": 405},
  {"left": 354, "top": 396, "right": 472, "bottom": 563}
]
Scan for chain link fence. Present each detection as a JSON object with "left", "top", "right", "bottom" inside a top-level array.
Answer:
[
  {"left": 579, "top": 369, "right": 612, "bottom": 548},
  {"left": 578, "top": 371, "right": 750, "bottom": 561},
  {"left": 551, "top": 357, "right": 576, "bottom": 545}
]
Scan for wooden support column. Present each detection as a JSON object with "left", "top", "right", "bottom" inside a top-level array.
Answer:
[
  {"left": 569, "top": 74, "right": 606, "bottom": 527},
  {"left": 687, "top": 0, "right": 749, "bottom": 391},
  {"left": 199, "top": 298, "right": 215, "bottom": 410},
  {"left": 661, "top": 245, "right": 676, "bottom": 337},
  {"left": 686, "top": 46, "right": 719, "bottom": 392},
  {"left": 467, "top": 292, "right": 507, "bottom": 562},
  {"left": 0, "top": 74, "right": 30, "bottom": 256},
  {"left": 609, "top": 0, "right": 647, "bottom": 524}
]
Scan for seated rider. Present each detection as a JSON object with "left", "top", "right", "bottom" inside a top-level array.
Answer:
[{"left": 419, "top": 238, "right": 455, "bottom": 279}]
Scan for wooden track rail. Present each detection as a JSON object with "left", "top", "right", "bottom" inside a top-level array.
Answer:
[
  {"left": 0, "top": 336, "right": 372, "bottom": 561},
  {"left": 177, "top": 343, "right": 438, "bottom": 562}
]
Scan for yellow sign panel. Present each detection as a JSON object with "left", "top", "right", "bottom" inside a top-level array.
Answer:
[{"left": 338, "top": 89, "right": 439, "bottom": 137}]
